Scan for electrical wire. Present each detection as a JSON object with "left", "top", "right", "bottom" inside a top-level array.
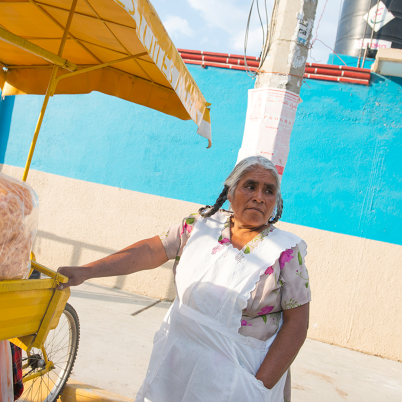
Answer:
[
  {"left": 308, "top": 0, "right": 340, "bottom": 64},
  {"left": 244, "top": 0, "right": 267, "bottom": 78},
  {"left": 259, "top": 0, "right": 278, "bottom": 68},
  {"left": 243, "top": 0, "right": 256, "bottom": 78},
  {"left": 245, "top": 0, "right": 343, "bottom": 77},
  {"left": 313, "top": 39, "right": 347, "bottom": 66},
  {"left": 260, "top": 0, "right": 278, "bottom": 69},
  {"left": 257, "top": 0, "right": 270, "bottom": 67},
  {"left": 310, "top": 0, "right": 329, "bottom": 50},
  {"left": 256, "top": 0, "right": 265, "bottom": 48},
  {"left": 264, "top": 0, "right": 269, "bottom": 46},
  {"left": 244, "top": 0, "right": 278, "bottom": 78}
]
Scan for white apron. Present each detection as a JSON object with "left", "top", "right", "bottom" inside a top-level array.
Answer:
[{"left": 136, "top": 212, "right": 303, "bottom": 402}]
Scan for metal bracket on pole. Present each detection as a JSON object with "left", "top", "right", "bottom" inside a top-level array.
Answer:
[{"left": 49, "top": 52, "right": 148, "bottom": 96}]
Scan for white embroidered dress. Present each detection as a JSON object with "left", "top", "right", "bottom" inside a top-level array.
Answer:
[{"left": 136, "top": 212, "right": 308, "bottom": 402}]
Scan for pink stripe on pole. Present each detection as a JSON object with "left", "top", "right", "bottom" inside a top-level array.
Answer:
[{"left": 275, "top": 165, "right": 284, "bottom": 175}]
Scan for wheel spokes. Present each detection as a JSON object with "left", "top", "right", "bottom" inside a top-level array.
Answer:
[{"left": 19, "top": 305, "right": 79, "bottom": 402}]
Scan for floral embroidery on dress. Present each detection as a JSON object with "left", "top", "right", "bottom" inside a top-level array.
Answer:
[
  {"left": 218, "top": 235, "right": 230, "bottom": 244},
  {"left": 241, "top": 319, "right": 252, "bottom": 327},
  {"left": 180, "top": 218, "right": 195, "bottom": 237},
  {"left": 270, "top": 312, "right": 282, "bottom": 326},
  {"left": 239, "top": 226, "right": 275, "bottom": 255},
  {"left": 296, "top": 268, "right": 309, "bottom": 288},
  {"left": 210, "top": 216, "right": 275, "bottom": 256},
  {"left": 258, "top": 306, "right": 274, "bottom": 315},
  {"left": 273, "top": 276, "right": 285, "bottom": 295},
  {"left": 279, "top": 249, "right": 294, "bottom": 269},
  {"left": 265, "top": 266, "right": 274, "bottom": 275},
  {"left": 248, "top": 310, "right": 281, "bottom": 325},
  {"left": 255, "top": 306, "right": 274, "bottom": 324},
  {"left": 297, "top": 250, "right": 303, "bottom": 265},
  {"left": 211, "top": 244, "right": 225, "bottom": 255},
  {"left": 283, "top": 298, "right": 301, "bottom": 310},
  {"left": 159, "top": 230, "right": 170, "bottom": 241},
  {"left": 211, "top": 217, "right": 231, "bottom": 254}
]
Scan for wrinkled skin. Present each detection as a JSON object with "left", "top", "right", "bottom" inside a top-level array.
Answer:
[{"left": 228, "top": 166, "right": 277, "bottom": 250}]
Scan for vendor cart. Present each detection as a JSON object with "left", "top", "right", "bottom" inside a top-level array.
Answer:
[{"left": 0, "top": 1, "right": 211, "bottom": 400}]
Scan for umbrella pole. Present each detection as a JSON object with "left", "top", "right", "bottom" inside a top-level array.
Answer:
[
  {"left": 22, "top": 66, "right": 58, "bottom": 182},
  {"left": 22, "top": 0, "right": 78, "bottom": 182}
]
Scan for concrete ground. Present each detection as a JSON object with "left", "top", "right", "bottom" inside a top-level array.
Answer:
[{"left": 67, "top": 282, "right": 402, "bottom": 401}]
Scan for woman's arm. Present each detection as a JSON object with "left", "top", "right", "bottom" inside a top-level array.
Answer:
[
  {"left": 255, "top": 303, "right": 309, "bottom": 389},
  {"left": 57, "top": 236, "right": 168, "bottom": 289}
]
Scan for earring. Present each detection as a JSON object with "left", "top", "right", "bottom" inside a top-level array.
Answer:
[{"left": 268, "top": 206, "right": 277, "bottom": 224}]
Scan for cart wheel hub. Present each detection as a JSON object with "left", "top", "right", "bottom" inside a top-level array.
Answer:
[{"left": 28, "top": 354, "right": 46, "bottom": 369}]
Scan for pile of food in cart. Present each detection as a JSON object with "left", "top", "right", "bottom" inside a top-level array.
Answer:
[{"left": 0, "top": 175, "right": 38, "bottom": 281}]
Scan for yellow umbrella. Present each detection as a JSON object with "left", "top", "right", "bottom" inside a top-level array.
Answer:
[{"left": 0, "top": 0, "right": 212, "bottom": 181}]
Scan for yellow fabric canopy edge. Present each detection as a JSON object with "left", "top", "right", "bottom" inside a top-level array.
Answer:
[
  {"left": 0, "top": 0, "right": 212, "bottom": 147},
  {"left": 115, "top": 0, "right": 211, "bottom": 146}
]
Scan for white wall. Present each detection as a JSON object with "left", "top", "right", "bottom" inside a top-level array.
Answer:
[{"left": 2, "top": 164, "right": 401, "bottom": 362}]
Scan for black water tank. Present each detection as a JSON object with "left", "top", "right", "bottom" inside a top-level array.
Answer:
[{"left": 334, "top": 0, "right": 402, "bottom": 57}]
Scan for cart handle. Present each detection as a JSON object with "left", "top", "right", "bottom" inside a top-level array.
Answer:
[{"left": 31, "top": 261, "right": 69, "bottom": 284}]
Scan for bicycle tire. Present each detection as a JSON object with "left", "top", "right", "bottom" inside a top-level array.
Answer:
[{"left": 19, "top": 303, "right": 80, "bottom": 402}]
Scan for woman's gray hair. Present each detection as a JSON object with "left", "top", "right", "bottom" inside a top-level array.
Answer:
[{"left": 199, "top": 156, "right": 283, "bottom": 223}]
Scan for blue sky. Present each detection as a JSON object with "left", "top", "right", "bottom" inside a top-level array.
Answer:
[{"left": 152, "top": 0, "right": 344, "bottom": 64}]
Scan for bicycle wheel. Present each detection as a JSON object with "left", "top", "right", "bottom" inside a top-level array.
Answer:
[{"left": 19, "top": 303, "right": 80, "bottom": 402}]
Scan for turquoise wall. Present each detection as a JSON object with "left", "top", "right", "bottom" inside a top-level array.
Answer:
[
  {"left": 328, "top": 53, "right": 375, "bottom": 69},
  {"left": 1, "top": 64, "right": 401, "bottom": 246}
]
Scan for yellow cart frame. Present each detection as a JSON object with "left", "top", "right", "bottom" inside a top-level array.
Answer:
[
  {"left": 0, "top": 0, "right": 87, "bottom": 386},
  {"left": 0, "top": 0, "right": 210, "bottom": 396},
  {"left": 0, "top": 260, "right": 70, "bottom": 382}
]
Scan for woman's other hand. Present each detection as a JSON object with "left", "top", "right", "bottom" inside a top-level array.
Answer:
[
  {"left": 57, "top": 266, "right": 87, "bottom": 290},
  {"left": 256, "top": 303, "right": 309, "bottom": 389}
]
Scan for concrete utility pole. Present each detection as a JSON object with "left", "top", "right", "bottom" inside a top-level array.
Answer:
[
  {"left": 256, "top": 0, "right": 318, "bottom": 93},
  {"left": 237, "top": 0, "right": 318, "bottom": 178}
]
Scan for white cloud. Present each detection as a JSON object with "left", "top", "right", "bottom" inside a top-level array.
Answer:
[
  {"left": 187, "top": 0, "right": 244, "bottom": 34},
  {"left": 187, "top": 0, "right": 273, "bottom": 56},
  {"left": 163, "top": 15, "right": 194, "bottom": 38}
]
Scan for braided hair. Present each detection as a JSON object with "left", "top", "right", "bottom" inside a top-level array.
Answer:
[
  {"left": 199, "top": 156, "right": 284, "bottom": 224},
  {"left": 198, "top": 185, "right": 229, "bottom": 218}
]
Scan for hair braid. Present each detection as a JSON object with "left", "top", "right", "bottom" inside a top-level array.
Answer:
[
  {"left": 269, "top": 197, "right": 283, "bottom": 224},
  {"left": 199, "top": 186, "right": 229, "bottom": 218}
]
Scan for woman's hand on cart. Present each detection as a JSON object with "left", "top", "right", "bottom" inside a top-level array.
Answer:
[{"left": 57, "top": 266, "right": 87, "bottom": 290}]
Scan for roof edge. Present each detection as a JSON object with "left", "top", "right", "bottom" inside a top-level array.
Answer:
[{"left": 178, "top": 50, "right": 371, "bottom": 85}]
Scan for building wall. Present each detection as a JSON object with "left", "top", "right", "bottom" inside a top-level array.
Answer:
[{"left": 1, "top": 64, "right": 401, "bottom": 361}]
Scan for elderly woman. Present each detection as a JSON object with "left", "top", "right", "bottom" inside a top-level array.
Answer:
[{"left": 59, "top": 156, "right": 310, "bottom": 402}]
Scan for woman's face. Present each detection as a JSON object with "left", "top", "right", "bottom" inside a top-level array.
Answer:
[{"left": 228, "top": 166, "right": 277, "bottom": 229}]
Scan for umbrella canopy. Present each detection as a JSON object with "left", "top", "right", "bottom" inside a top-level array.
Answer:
[{"left": 0, "top": 0, "right": 211, "bottom": 146}]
